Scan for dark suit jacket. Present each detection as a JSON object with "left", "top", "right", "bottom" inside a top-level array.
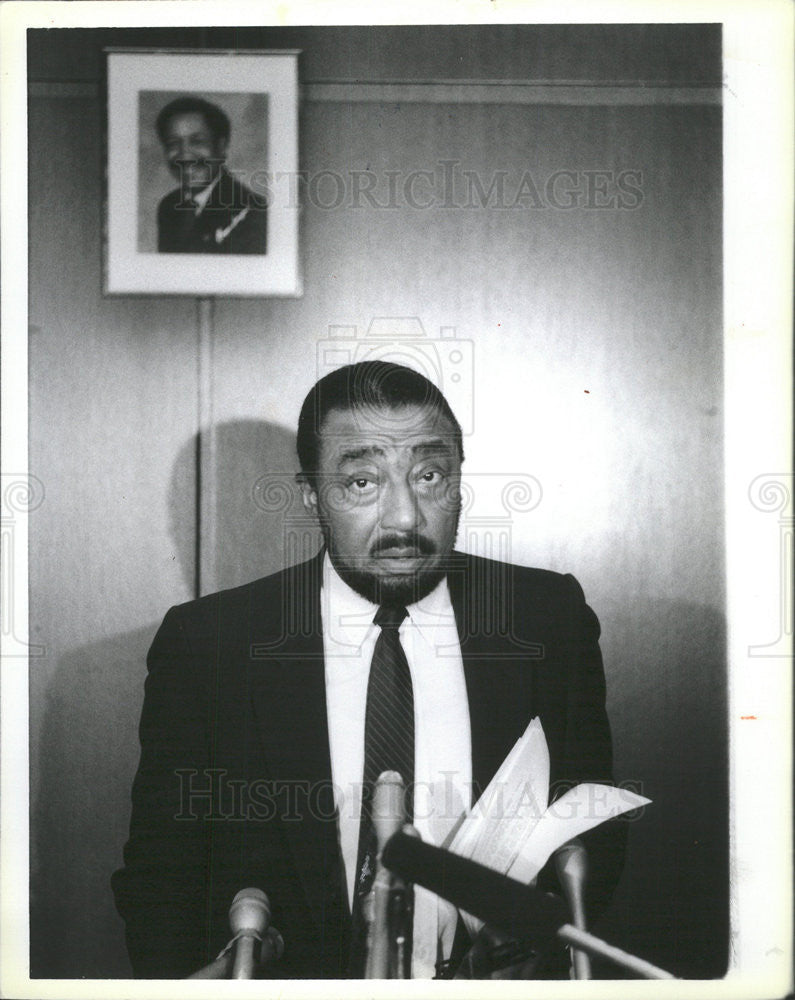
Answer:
[
  {"left": 111, "top": 551, "right": 626, "bottom": 978},
  {"left": 157, "top": 169, "right": 267, "bottom": 255}
]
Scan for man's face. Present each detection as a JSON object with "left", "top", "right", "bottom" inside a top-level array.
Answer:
[
  {"left": 300, "top": 403, "right": 462, "bottom": 606},
  {"left": 161, "top": 111, "right": 227, "bottom": 192}
]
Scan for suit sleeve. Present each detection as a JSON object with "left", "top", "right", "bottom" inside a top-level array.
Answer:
[
  {"left": 537, "top": 574, "right": 628, "bottom": 925},
  {"left": 111, "top": 606, "right": 215, "bottom": 977}
]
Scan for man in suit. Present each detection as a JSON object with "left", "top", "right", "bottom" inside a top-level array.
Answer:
[
  {"left": 155, "top": 96, "right": 267, "bottom": 255},
  {"left": 112, "top": 361, "right": 626, "bottom": 978}
]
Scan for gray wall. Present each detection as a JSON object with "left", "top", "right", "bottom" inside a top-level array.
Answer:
[{"left": 28, "top": 25, "right": 727, "bottom": 979}]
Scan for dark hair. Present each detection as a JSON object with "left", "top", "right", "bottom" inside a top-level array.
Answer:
[
  {"left": 297, "top": 361, "right": 464, "bottom": 481},
  {"left": 155, "top": 96, "right": 231, "bottom": 145}
]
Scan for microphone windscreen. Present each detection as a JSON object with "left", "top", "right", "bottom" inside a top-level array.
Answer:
[
  {"left": 229, "top": 888, "right": 271, "bottom": 936},
  {"left": 554, "top": 839, "right": 588, "bottom": 879},
  {"left": 372, "top": 771, "right": 406, "bottom": 850},
  {"left": 382, "top": 832, "right": 567, "bottom": 947}
]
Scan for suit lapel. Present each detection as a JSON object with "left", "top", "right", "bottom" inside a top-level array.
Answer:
[
  {"left": 247, "top": 554, "right": 340, "bottom": 930},
  {"left": 447, "top": 552, "right": 539, "bottom": 798}
]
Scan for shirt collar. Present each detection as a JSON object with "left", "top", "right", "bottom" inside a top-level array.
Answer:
[
  {"left": 191, "top": 173, "right": 221, "bottom": 212},
  {"left": 322, "top": 551, "right": 378, "bottom": 648},
  {"left": 321, "top": 551, "right": 455, "bottom": 649}
]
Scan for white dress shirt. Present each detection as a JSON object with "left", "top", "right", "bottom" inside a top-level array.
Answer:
[
  {"left": 191, "top": 174, "right": 220, "bottom": 214},
  {"left": 320, "top": 552, "right": 472, "bottom": 977}
]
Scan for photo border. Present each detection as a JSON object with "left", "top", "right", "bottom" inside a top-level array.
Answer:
[{"left": 1, "top": 3, "right": 792, "bottom": 1000}]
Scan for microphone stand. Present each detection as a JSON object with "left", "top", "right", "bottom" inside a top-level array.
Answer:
[
  {"left": 556, "top": 926, "right": 675, "bottom": 980},
  {"left": 365, "top": 771, "right": 411, "bottom": 979},
  {"left": 554, "top": 838, "right": 592, "bottom": 980}
]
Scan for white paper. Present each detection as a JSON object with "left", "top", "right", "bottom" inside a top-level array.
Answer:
[{"left": 448, "top": 717, "right": 651, "bottom": 937}]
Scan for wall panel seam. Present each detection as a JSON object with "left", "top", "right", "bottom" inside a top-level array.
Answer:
[{"left": 28, "top": 80, "right": 723, "bottom": 106}]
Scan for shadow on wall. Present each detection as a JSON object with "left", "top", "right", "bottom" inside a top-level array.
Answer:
[
  {"left": 31, "top": 419, "right": 317, "bottom": 978},
  {"left": 169, "top": 418, "right": 319, "bottom": 594},
  {"left": 595, "top": 599, "right": 730, "bottom": 980}
]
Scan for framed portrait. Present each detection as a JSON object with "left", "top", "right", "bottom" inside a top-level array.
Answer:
[{"left": 104, "top": 49, "right": 300, "bottom": 296}]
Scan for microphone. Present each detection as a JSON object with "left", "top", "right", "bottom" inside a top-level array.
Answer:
[
  {"left": 366, "top": 771, "right": 409, "bottom": 978},
  {"left": 228, "top": 888, "right": 283, "bottom": 979},
  {"left": 382, "top": 832, "right": 676, "bottom": 979},
  {"left": 372, "top": 770, "right": 407, "bottom": 853},
  {"left": 554, "top": 839, "right": 591, "bottom": 979},
  {"left": 382, "top": 830, "right": 566, "bottom": 950}
]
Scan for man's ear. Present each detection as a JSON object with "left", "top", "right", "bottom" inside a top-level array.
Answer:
[{"left": 296, "top": 474, "right": 318, "bottom": 516}]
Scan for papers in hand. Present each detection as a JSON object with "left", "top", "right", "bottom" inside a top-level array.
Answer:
[{"left": 447, "top": 717, "right": 650, "bottom": 933}]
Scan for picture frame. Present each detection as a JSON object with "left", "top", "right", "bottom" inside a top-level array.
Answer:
[{"left": 104, "top": 48, "right": 300, "bottom": 296}]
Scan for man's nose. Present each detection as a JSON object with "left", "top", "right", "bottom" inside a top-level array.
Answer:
[{"left": 379, "top": 481, "right": 424, "bottom": 532}]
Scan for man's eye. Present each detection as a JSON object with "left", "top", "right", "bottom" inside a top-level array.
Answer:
[
  {"left": 349, "top": 477, "right": 374, "bottom": 491},
  {"left": 418, "top": 470, "right": 443, "bottom": 484}
]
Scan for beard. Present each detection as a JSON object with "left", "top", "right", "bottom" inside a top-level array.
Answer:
[
  {"left": 334, "top": 560, "right": 448, "bottom": 607},
  {"left": 323, "top": 527, "right": 458, "bottom": 607}
]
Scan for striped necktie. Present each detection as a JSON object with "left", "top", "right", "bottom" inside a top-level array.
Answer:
[{"left": 349, "top": 605, "right": 415, "bottom": 976}]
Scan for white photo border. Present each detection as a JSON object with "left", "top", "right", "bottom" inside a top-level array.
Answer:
[{"left": 1, "top": 3, "right": 792, "bottom": 1000}]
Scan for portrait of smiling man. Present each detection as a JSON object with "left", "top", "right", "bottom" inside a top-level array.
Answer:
[
  {"left": 112, "top": 360, "right": 627, "bottom": 979},
  {"left": 154, "top": 94, "right": 267, "bottom": 255}
]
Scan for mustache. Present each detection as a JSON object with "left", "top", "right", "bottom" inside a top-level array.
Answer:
[{"left": 370, "top": 534, "right": 437, "bottom": 556}]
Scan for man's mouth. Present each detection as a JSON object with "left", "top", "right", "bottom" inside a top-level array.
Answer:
[
  {"left": 375, "top": 546, "right": 424, "bottom": 559},
  {"left": 173, "top": 160, "right": 214, "bottom": 183}
]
